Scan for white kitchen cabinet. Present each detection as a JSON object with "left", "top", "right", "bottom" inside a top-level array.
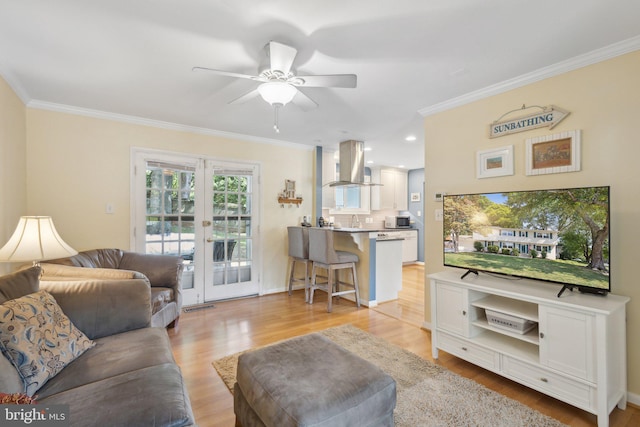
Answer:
[
  {"left": 371, "top": 168, "right": 407, "bottom": 210},
  {"left": 430, "top": 270, "right": 629, "bottom": 427},
  {"left": 401, "top": 230, "right": 417, "bottom": 263}
]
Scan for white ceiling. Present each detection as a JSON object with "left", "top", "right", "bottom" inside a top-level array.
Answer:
[{"left": 1, "top": 0, "right": 640, "bottom": 170}]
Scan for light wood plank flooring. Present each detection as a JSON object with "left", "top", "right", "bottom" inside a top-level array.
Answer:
[{"left": 168, "top": 264, "right": 638, "bottom": 427}]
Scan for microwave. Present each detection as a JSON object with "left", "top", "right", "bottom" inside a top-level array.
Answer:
[{"left": 385, "top": 215, "right": 411, "bottom": 229}]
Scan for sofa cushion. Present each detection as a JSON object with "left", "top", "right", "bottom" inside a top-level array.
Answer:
[
  {"left": 40, "top": 363, "right": 194, "bottom": 427},
  {"left": 0, "top": 266, "right": 43, "bottom": 393},
  {"left": 0, "top": 351, "right": 24, "bottom": 393},
  {"left": 0, "top": 290, "right": 95, "bottom": 396},
  {"left": 40, "top": 279, "right": 152, "bottom": 340},
  {"left": 0, "top": 266, "right": 41, "bottom": 304},
  {"left": 36, "top": 327, "right": 176, "bottom": 399}
]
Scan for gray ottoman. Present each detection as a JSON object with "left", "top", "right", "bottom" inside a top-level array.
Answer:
[{"left": 234, "top": 333, "right": 396, "bottom": 427}]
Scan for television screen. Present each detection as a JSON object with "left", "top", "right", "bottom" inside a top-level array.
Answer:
[{"left": 443, "top": 186, "right": 610, "bottom": 293}]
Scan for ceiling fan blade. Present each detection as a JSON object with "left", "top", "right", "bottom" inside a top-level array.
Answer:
[
  {"left": 267, "top": 41, "right": 297, "bottom": 75},
  {"left": 192, "top": 66, "right": 263, "bottom": 81},
  {"left": 291, "top": 89, "right": 318, "bottom": 112},
  {"left": 294, "top": 74, "right": 357, "bottom": 88},
  {"left": 228, "top": 88, "right": 261, "bottom": 105}
]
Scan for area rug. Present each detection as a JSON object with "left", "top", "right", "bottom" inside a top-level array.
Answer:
[{"left": 212, "top": 324, "right": 567, "bottom": 427}]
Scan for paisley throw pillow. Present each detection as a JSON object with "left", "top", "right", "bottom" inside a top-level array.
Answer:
[{"left": 0, "top": 290, "right": 95, "bottom": 396}]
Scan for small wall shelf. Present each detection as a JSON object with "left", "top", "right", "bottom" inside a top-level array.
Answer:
[{"left": 278, "top": 197, "right": 303, "bottom": 207}]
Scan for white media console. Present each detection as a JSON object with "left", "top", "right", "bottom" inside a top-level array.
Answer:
[{"left": 429, "top": 270, "right": 630, "bottom": 427}]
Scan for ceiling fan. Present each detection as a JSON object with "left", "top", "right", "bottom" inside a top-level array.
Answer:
[{"left": 193, "top": 41, "right": 357, "bottom": 132}]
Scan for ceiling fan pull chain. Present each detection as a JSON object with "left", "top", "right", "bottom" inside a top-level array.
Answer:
[{"left": 273, "top": 103, "right": 281, "bottom": 133}]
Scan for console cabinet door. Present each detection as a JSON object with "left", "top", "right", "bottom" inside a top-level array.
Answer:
[
  {"left": 539, "top": 305, "right": 596, "bottom": 382},
  {"left": 435, "top": 282, "right": 469, "bottom": 337}
]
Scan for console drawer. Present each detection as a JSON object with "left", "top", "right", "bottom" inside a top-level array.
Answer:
[
  {"left": 503, "top": 356, "right": 595, "bottom": 411},
  {"left": 437, "top": 331, "right": 498, "bottom": 371}
]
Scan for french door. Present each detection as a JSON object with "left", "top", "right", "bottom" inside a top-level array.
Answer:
[{"left": 132, "top": 149, "right": 260, "bottom": 305}]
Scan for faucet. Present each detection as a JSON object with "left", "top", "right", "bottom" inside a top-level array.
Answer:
[{"left": 351, "top": 214, "right": 360, "bottom": 228}]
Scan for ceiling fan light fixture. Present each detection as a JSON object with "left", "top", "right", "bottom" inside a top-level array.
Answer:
[{"left": 257, "top": 81, "right": 297, "bottom": 106}]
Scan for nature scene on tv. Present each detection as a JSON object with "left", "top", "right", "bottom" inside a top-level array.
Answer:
[{"left": 443, "top": 186, "right": 610, "bottom": 290}]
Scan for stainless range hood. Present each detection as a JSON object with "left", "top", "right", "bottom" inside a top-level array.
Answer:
[{"left": 326, "top": 140, "right": 381, "bottom": 187}]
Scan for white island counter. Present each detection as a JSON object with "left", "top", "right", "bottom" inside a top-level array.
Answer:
[{"left": 313, "top": 227, "right": 404, "bottom": 307}]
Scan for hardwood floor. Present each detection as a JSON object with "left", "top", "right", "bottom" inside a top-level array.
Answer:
[
  {"left": 371, "top": 263, "right": 426, "bottom": 328},
  {"left": 168, "top": 264, "right": 638, "bottom": 427}
]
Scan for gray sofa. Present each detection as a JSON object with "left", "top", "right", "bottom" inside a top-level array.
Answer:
[
  {"left": 0, "top": 266, "right": 195, "bottom": 427},
  {"left": 41, "top": 248, "right": 184, "bottom": 328}
]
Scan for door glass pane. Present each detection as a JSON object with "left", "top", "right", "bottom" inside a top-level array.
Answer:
[
  {"left": 211, "top": 171, "right": 253, "bottom": 286},
  {"left": 145, "top": 164, "right": 195, "bottom": 289}
]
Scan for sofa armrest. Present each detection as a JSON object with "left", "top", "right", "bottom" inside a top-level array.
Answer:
[
  {"left": 119, "top": 252, "right": 184, "bottom": 310},
  {"left": 40, "top": 278, "right": 152, "bottom": 340}
]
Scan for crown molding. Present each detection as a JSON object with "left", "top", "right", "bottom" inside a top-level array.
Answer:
[
  {"left": 418, "top": 35, "right": 640, "bottom": 117},
  {"left": 26, "top": 100, "right": 314, "bottom": 151},
  {"left": 0, "top": 60, "right": 31, "bottom": 105}
]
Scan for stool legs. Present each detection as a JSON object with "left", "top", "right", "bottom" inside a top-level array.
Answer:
[
  {"left": 288, "top": 257, "right": 310, "bottom": 302},
  {"left": 288, "top": 257, "right": 295, "bottom": 296},
  {"left": 352, "top": 263, "right": 360, "bottom": 307},
  {"left": 309, "top": 263, "right": 317, "bottom": 305},
  {"left": 309, "top": 262, "right": 359, "bottom": 312},
  {"left": 327, "top": 268, "right": 334, "bottom": 312}
]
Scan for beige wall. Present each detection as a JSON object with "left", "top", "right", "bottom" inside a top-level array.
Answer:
[
  {"left": 0, "top": 77, "right": 27, "bottom": 275},
  {"left": 424, "top": 51, "right": 640, "bottom": 397},
  {"left": 23, "top": 108, "right": 313, "bottom": 294}
]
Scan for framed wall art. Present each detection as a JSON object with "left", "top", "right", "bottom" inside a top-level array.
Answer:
[
  {"left": 476, "top": 145, "right": 514, "bottom": 179},
  {"left": 526, "top": 130, "right": 581, "bottom": 176}
]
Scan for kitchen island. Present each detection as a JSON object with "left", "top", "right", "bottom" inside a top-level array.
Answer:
[{"left": 311, "top": 227, "right": 403, "bottom": 306}]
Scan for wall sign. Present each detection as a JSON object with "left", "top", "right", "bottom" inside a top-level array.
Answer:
[{"left": 489, "top": 105, "right": 570, "bottom": 138}]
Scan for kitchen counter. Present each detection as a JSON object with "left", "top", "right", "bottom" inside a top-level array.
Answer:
[
  {"left": 325, "top": 227, "right": 378, "bottom": 235},
  {"left": 307, "top": 226, "right": 408, "bottom": 306}
]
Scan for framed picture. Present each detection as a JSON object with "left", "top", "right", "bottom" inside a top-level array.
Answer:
[
  {"left": 526, "top": 130, "right": 581, "bottom": 176},
  {"left": 410, "top": 192, "right": 421, "bottom": 202},
  {"left": 476, "top": 145, "right": 514, "bottom": 179},
  {"left": 284, "top": 179, "right": 296, "bottom": 198}
]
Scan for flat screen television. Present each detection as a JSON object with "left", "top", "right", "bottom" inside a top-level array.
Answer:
[{"left": 443, "top": 186, "right": 610, "bottom": 296}]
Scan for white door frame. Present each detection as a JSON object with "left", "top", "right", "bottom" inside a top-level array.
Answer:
[{"left": 131, "top": 147, "right": 261, "bottom": 305}]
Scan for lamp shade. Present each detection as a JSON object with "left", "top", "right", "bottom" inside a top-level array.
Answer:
[
  {"left": 257, "top": 82, "right": 297, "bottom": 105},
  {"left": 0, "top": 216, "right": 78, "bottom": 262}
]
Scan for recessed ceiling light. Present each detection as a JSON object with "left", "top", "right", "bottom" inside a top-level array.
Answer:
[
  {"left": 405, "top": 135, "right": 416, "bottom": 143},
  {"left": 367, "top": 160, "right": 374, "bottom": 164},
  {"left": 398, "top": 165, "right": 405, "bottom": 168},
  {"left": 364, "top": 147, "right": 372, "bottom": 151}
]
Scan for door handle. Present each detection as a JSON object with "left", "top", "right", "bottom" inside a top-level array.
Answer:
[{"left": 206, "top": 238, "right": 214, "bottom": 243}]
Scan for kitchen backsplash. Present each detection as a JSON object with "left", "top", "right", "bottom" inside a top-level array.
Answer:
[{"left": 317, "top": 209, "right": 411, "bottom": 229}]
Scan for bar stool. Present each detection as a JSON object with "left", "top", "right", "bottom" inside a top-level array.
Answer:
[
  {"left": 308, "top": 228, "right": 360, "bottom": 312},
  {"left": 287, "top": 226, "right": 310, "bottom": 301}
]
